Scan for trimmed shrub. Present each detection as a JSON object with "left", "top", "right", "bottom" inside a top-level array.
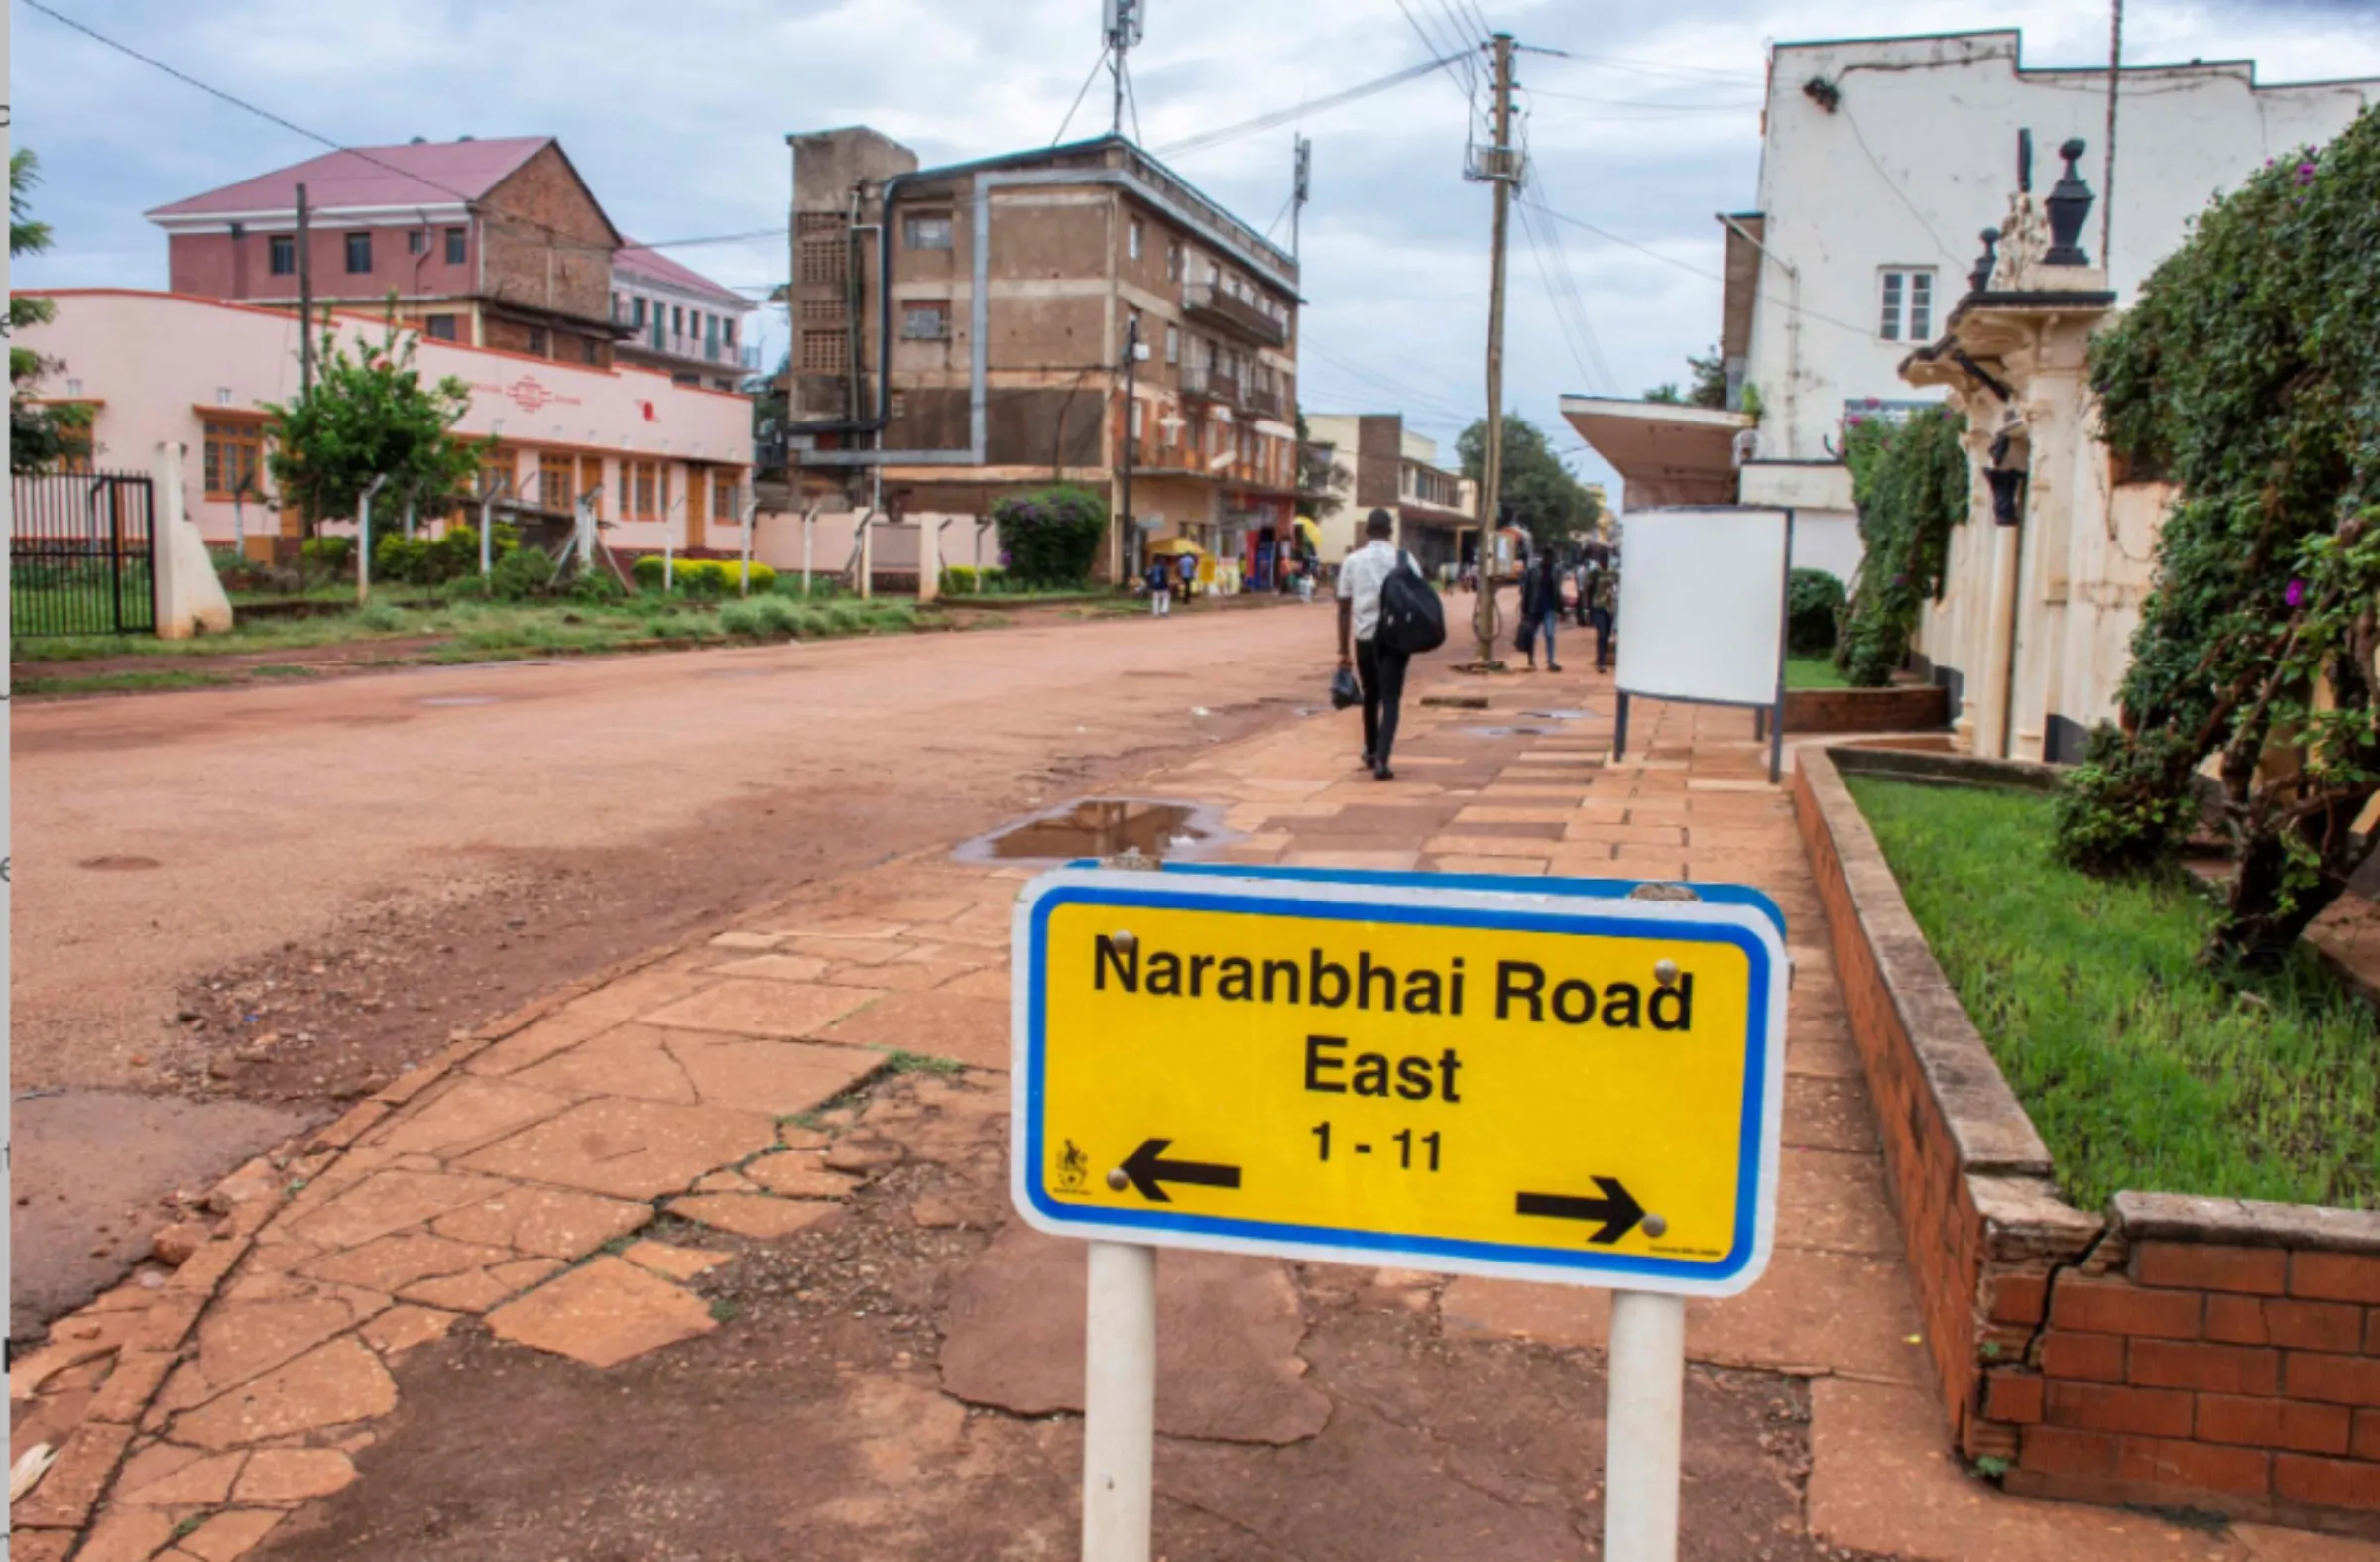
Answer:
[
  {"left": 632, "top": 555, "right": 779, "bottom": 596},
  {"left": 941, "top": 564, "right": 1010, "bottom": 594},
  {"left": 300, "top": 536, "right": 353, "bottom": 575},
  {"left": 992, "top": 486, "right": 1107, "bottom": 586},
  {"left": 489, "top": 546, "right": 555, "bottom": 601},
  {"left": 1786, "top": 568, "right": 1846, "bottom": 656}
]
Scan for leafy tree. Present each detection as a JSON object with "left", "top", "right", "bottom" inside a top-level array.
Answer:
[
  {"left": 2052, "top": 106, "right": 2380, "bottom": 967},
  {"left": 10, "top": 150, "right": 92, "bottom": 473},
  {"left": 1640, "top": 347, "right": 1728, "bottom": 411},
  {"left": 993, "top": 484, "right": 1108, "bottom": 586},
  {"left": 1456, "top": 414, "right": 1604, "bottom": 551},
  {"left": 263, "top": 318, "right": 483, "bottom": 534}
]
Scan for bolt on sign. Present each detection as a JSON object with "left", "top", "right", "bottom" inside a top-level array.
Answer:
[{"left": 1010, "top": 867, "right": 1787, "bottom": 1296}]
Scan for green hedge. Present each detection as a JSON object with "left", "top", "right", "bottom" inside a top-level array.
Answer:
[
  {"left": 630, "top": 555, "right": 778, "bottom": 596},
  {"left": 941, "top": 565, "right": 1011, "bottom": 594},
  {"left": 1786, "top": 568, "right": 1845, "bottom": 656}
]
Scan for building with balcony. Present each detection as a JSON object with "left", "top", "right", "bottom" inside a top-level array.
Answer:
[
  {"left": 148, "top": 136, "right": 625, "bottom": 369},
  {"left": 782, "top": 128, "right": 1304, "bottom": 582},
  {"left": 612, "top": 243, "right": 758, "bottom": 394},
  {"left": 1301, "top": 413, "right": 1477, "bottom": 570}
]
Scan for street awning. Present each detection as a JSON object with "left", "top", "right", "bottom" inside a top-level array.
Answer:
[
  {"left": 1292, "top": 517, "right": 1323, "bottom": 547},
  {"left": 1146, "top": 537, "right": 1207, "bottom": 556},
  {"left": 1558, "top": 397, "right": 1751, "bottom": 509}
]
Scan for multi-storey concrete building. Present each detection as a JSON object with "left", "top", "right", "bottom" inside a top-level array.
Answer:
[
  {"left": 148, "top": 137, "right": 624, "bottom": 369},
  {"left": 1301, "top": 413, "right": 1477, "bottom": 568},
  {"left": 782, "top": 129, "right": 1306, "bottom": 581},
  {"left": 612, "top": 243, "right": 757, "bottom": 394}
]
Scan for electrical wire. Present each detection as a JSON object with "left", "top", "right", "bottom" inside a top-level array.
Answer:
[
  {"left": 1839, "top": 98, "right": 1968, "bottom": 268},
  {"left": 1393, "top": 0, "right": 1475, "bottom": 104},
  {"left": 1515, "top": 196, "right": 1603, "bottom": 394},
  {"left": 1152, "top": 55, "right": 1463, "bottom": 160},
  {"left": 1528, "top": 200, "right": 1880, "bottom": 340},
  {"left": 1053, "top": 47, "right": 1110, "bottom": 146},
  {"left": 1516, "top": 187, "right": 1615, "bottom": 395}
]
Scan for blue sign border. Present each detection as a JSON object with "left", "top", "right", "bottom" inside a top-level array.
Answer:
[
  {"left": 1143, "top": 860, "right": 1788, "bottom": 939},
  {"left": 1018, "top": 880, "right": 1777, "bottom": 1289}
]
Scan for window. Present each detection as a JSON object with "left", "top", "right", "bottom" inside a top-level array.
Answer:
[
  {"left": 581, "top": 337, "right": 602, "bottom": 366},
  {"left": 691, "top": 310, "right": 703, "bottom": 341},
  {"left": 633, "top": 297, "right": 648, "bottom": 328},
  {"left": 424, "top": 314, "right": 457, "bottom": 342},
  {"left": 1879, "top": 268, "right": 1936, "bottom": 342},
  {"left": 344, "top": 231, "right": 372, "bottom": 274},
  {"left": 723, "top": 317, "right": 736, "bottom": 348},
  {"left": 1129, "top": 219, "right": 1143, "bottom": 261},
  {"left": 901, "top": 302, "right": 949, "bottom": 340},
  {"left": 672, "top": 305, "right": 684, "bottom": 336},
  {"left": 1165, "top": 324, "right": 1179, "bottom": 365},
  {"left": 626, "top": 461, "right": 658, "bottom": 520},
  {"left": 479, "top": 447, "right": 514, "bottom": 500},
  {"left": 800, "top": 329, "right": 849, "bottom": 373},
  {"left": 903, "top": 211, "right": 954, "bottom": 250},
  {"left": 269, "top": 235, "right": 295, "bottom": 276},
  {"left": 1167, "top": 241, "right": 1183, "bottom": 282},
  {"left": 445, "top": 227, "right": 466, "bottom": 265},
  {"left": 539, "top": 453, "right": 576, "bottom": 512},
  {"left": 713, "top": 472, "right": 739, "bottom": 523},
  {"left": 408, "top": 229, "right": 427, "bottom": 256},
  {"left": 201, "top": 420, "right": 264, "bottom": 500},
  {"left": 527, "top": 326, "right": 547, "bottom": 356}
]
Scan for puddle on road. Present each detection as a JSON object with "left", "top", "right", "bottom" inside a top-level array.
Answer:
[
  {"left": 419, "top": 695, "right": 499, "bottom": 707},
  {"left": 1460, "top": 725, "right": 1554, "bottom": 739},
  {"left": 77, "top": 855, "right": 161, "bottom": 872},
  {"left": 955, "top": 798, "right": 1234, "bottom": 866},
  {"left": 1522, "top": 709, "right": 1595, "bottom": 721}
]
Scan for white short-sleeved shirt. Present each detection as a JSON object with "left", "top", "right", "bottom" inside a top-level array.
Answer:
[{"left": 1337, "top": 539, "right": 1406, "bottom": 643}]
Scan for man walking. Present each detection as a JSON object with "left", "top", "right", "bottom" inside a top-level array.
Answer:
[
  {"left": 1518, "top": 546, "right": 1565, "bottom": 672},
  {"left": 1337, "top": 508, "right": 1411, "bottom": 781},
  {"left": 1587, "top": 555, "right": 1619, "bottom": 672},
  {"left": 1144, "top": 554, "right": 1172, "bottom": 617}
]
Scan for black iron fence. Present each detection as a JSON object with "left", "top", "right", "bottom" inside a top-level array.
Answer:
[{"left": 11, "top": 470, "right": 158, "bottom": 638}]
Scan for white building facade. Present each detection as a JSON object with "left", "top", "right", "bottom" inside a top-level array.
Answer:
[{"left": 1565, "top": 29, "right": 2373, "bottom": 583}]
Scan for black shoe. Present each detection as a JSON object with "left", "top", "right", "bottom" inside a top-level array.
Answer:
[
  {"left": 1548, "top": 662, "right": 1564, "bottom": 672},
  {"left": 1373, "top": 763, "right": 1395, "bottom": 781},
  {"left": 1360, "top": 751, "right": 1376, "bottom": 769}
]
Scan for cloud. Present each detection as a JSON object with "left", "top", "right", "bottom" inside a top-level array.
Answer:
[{"left": 14, "top": 0, "right": 2377, "bottom": 494}]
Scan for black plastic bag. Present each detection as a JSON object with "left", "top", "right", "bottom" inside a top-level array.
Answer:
[{"left": 1330, "top": 665, "right": 1361, "bottom": 709}]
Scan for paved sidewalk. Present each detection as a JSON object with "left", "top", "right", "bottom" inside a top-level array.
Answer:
[{"left": 12, "top": 663, "right": 2371, "bottom": 1561}]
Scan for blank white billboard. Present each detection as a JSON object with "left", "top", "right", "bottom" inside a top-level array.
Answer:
[{"left": 1614, "top": 508, "right": 1791, "bottom": 709}]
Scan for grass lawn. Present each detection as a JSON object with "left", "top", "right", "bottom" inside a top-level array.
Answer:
[
  {"left": 1847, "top": 776, "right": 2380, "bottom": 1211},
  {"left": 1785, "top": 656, "right": 1850, "bottom": 690},
  {"left": 13, "top": 592, "right": 926, "bottom": 669}
]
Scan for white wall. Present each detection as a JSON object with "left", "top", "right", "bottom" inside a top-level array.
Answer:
[{"left": 1744, "top": 31, "right": 2372, "bottom": 462}]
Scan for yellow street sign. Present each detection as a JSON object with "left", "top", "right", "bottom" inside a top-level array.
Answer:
[{"left": 1010, "top": 868, "right": 1786, "bottom": 1295}]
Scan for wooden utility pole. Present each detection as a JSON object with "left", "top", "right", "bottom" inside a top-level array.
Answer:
[
  {"left": 1471, "top": 33, "right": 1518, "bottom": 666},
  {"left": 297, "top": 181, "right": 315, "bottom": 396},
  {"left": 1120, "top": 313, "right": 1140, "bottom": 583},
  {"left": 2102, "top": 0, "right": 2122, "bottom": 269}
]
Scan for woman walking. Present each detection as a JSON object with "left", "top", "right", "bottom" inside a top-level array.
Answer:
[{"left": 1518, "top": 548, "right": 1565, "bottom": 672}]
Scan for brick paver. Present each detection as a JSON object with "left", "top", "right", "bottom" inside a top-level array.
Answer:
[{"left": 13, "top": 660, "right": 2365, "bottom": 1561}]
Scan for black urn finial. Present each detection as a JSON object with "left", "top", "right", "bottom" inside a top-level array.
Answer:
[
  {"left": 1970, "top": 228, "right": 2002, "bottom": 294},
  {"left": 2044, "top": 137, "right": 2095, "bottom": 267}
]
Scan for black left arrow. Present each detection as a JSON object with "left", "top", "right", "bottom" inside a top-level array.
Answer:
[
  {"left": 1514, "top": 1177, "right": 1646, "bottom": 1244},
  {"left": 1119, "top": 1138, "right": 1242, "bottom": 1203}
]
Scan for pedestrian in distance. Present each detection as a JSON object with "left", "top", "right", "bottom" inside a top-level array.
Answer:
[
  {"left": 1176, "top": 551, "right": 1197, "bottom": 602},
  {"left": 1338, "top": 508, "right": 1421, "bottom": 781},
  {"left": 1144, "top": 556, "right": 1173, "bottom": 618},
  {"left": 1518, "top": 547, "right": 1565, "bottom": 672},
  {"left": 1587, "top": 555, "right": 1619, "bottom": 672}
]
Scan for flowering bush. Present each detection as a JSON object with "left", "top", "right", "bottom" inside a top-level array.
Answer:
[
  {"left": 2052, "top": 105, "right": 2380, "bottom": 967},
  {"left": 992, "top": 485, "right": 1108, "bottom": 587}
]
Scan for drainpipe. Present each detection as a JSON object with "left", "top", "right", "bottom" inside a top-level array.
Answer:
[
  {"left": 1715, "top": 213, "right": 1798, "bottom": 457},
  {"left": 1977, "top": 437, "right": 2028, "bottom": 760}
]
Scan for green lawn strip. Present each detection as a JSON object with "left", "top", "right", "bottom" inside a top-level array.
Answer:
[
  {"left": 1845, "top": 777, "right": 2380, "bottom": 1211},
  {"left": 1785, "top": 656, "right": 1850, "bottom": 690}
]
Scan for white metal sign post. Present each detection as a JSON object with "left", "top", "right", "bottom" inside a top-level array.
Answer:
[{"left": 1012, "top": 866, "right": 1786, "bottom": 1562}]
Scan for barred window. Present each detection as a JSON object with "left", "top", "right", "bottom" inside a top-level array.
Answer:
[
  {"left": 799, "top": 237, "right": 848, "bottom": 286},
  {"left": 800, "top": 329, "right": 849, "bottom": 373},
  {"left": 799, "top": 298, "right": 843, "bottom": 324}
]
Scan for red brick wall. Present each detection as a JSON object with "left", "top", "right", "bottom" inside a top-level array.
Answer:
[
  {"left": 168, "top": 225, "right": 474, "bottom": 307},
  {"left": 1795, "top": 745, "right": 2380, "bottom": 1537},
  {"left": 1781, "top": 683, "right": 1948, "bottom": 734},
  {"left": 481, "top": 144, "right": 616, "bottom": 329}
]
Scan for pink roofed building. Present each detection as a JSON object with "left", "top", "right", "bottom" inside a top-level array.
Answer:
[
  {"left": 147, "top": 137, "right": 626, "bottom": 371},
  {"left": 612, "top": 243, "right": 756, "bottom": 394}
]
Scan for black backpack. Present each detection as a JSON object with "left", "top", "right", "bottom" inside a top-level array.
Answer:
[{"left": 1376, "top": 551, "right": 1447, "bottom": 656}]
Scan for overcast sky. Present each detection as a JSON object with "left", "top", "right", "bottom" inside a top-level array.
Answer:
[{"left": 14, "top": 0, "right": 2379, "bottom": 494}]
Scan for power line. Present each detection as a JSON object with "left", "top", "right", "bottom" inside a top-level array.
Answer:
[
  {"left": 22, "top": 0, "right": 631, "bottom": 264},
  {"left": 1516, "top": 188, "right": 1614, "bottom": 395},
  {"left": 1528, "top": 201, "right": 1879, "bottom": 340},
  {"left": 1393, "top": 0, "right": 1475, "bottom": 103},
  {"left": 1152, "top": 55, "right": 1462, "bottom": 160},
  {"left": 1839, "top": 98, "right": 1967, "bottom": 268}
]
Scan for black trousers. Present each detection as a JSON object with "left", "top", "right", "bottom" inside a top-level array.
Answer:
[
  {"left": 1357, "top": 638, "right": 1410, "bottom": 766},
  {"left": 1589, "top": 608, "right": 1614, "bottom": 669}
]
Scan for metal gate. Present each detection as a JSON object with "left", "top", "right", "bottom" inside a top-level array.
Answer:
[{"left": 10, "top": 470, "right": 158, "bottom": 637}]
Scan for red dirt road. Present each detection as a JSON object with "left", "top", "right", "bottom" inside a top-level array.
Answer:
[{"left": 10, "top": 601, "right": 1339, "bottom": 1327}]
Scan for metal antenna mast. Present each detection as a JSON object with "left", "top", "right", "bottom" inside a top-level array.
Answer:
[{"left": 1104, "top": 0, "right": 1144, "bottom": 138}]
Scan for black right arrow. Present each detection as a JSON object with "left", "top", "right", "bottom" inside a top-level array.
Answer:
[
  {"left": 1515, "top": 1177, "right": 1646, "bottom": 1244},
  {"left": 1119, "top": 1138, "right": 1242, "bottom": 1203}
]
